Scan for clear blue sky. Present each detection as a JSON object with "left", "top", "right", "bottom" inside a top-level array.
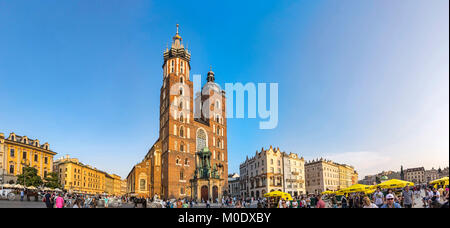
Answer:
[{"left": 0, "top": 0, "right": 448, "bottom": 178}]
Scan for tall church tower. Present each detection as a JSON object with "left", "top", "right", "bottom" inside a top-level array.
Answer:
[{"left": 158, "top": 25, "right": 228, "bottom": 200}]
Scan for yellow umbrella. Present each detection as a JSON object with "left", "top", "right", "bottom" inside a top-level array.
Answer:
[
  {"left": 335, "top": 190, "right": 345, "bottom": 196},
  {"left": 322, "top": 190, "right": 335, "bottom": 195},
  {"left": 342, "top": 184, "right": 372, "bottom": 193},
  {"left": 429, "top": 176, "right": 448, "bottom": 185},
  {"left": 377, "top": 179, "right": 414, "bottom": 189},
  {"left": 264, "top": 191, "right": 293, "bottom": 201},
  {"left": 264, "top": 190, "right": 284, "bottom": 198}
]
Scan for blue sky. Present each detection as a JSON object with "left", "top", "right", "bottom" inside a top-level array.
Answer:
[{"left": 0, "top": 0, "right": 448, "bottom": 178}]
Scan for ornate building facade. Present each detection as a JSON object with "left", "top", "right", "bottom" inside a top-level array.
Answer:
[
  {"left": 0, "top": 132, "right": 56, "bottom": 183},
  {"left": 127, "top": 25, "right": 228, "bottom": 200},
  {"left": 53, "top": 155, "right": 109, "bottom": 194},
  {"left": 305, "top": 158, "right": 356, "bottom": 194},
  {"left": 239, "top": 146, "right": 306, "bottom": 199}
]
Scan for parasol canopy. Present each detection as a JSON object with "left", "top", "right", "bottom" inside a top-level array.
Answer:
[
  {"left": 264, "top": 190, "right": 293, "bottom": 201},
  {"left": 377, "top": 179, "right": 414, "bottom": 189}
]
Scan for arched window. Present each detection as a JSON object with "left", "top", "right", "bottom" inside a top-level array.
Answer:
[
  {"left": 216, "top": 100, "right": 220, "bottom": 109},
  {"left": 216, "top": 115, "right": 220, "bottom": 123},
  {"left": 176, "top": 157, "right": 180, "bottom": 165},
  {"left": 179, "top": 99, "right": 183, "bottom": 109},
  {"left": 179, "top": 126, "right": 184, "bottom": 137},
  {"left": 196, "top": 128, "right": 207, "bottom": 151},
  {"left": 180, "top": 142, "right": 184, "bottom": 152},
  {"left": 180, "top": 76, "right": 184, "bottom": 84},
  {"left": 179, "top": 87, "right": 184, "bottom": 96},
  {"left": 140, "top": 179, "right": 146, "bottom": 191},
  {"left": 184, "top": 158, "right": 189, "bottom": 165},
  {"left": 179, "top": 112, "right": 184, "bottom": 122}
]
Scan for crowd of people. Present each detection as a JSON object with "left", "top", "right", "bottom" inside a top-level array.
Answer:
[
  {"left": 39, "top": 191, "right": 128, "bottom": 208},
  {"left": 4, "top": 184, "right": 448, "bottom": 208},
  {"left": 262, "top": 185, "right": 449, "bottom": 208}
]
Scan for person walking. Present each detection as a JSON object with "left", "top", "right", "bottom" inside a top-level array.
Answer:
[
  {"left": 55, "top": 194, "right": 65, "bottom": 208},
  {"left": 20, "top": 189, "right": 24, "bottom": 201},
  {"left": 316, "top": 195, "right": 326, "bottom": 208},
  {"left": 402, "top": 186, "right": 414, "bottom": 208},
  {"left": 373, "top": 188, "right": 384, "bottom": 208},
  {"left": 44, "top": 191, "right": 53, "bottom": 208}
]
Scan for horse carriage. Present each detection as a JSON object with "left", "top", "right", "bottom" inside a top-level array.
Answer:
[{"left": 0, "top": 188, "right": 16, "bottom": 201}]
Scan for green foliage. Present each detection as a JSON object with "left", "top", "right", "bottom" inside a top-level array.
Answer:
[
  {"left": 16, "top": 167, "right": 43, "bottom": 187},
  {"left": 44, "top": 172, "right": 61, "bottom": 189}
]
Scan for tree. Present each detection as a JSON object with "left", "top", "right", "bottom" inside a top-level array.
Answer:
[
  {"left": 44, "top": 172, "right": 61, "bottom": 189},
  {"left": 16, "top": 167, "right": 43, "bottom": 187}
]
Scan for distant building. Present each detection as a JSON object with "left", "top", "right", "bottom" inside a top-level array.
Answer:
[
  {"left": 438, "top": 167, "right": 449, "bottom": 179},
  {"left": 425, "top": 168, "right": 439, "bottom": 183},
  {"left": 54, "top": 155, "right": 107, "bottom": 194},
  {"left": 121, "top": 179, "right": 127, "bottom": 195},
  {"left": 228, "top": 173, "right": 240, "bottom": 198},
  {"left": 305, "top": 158, "right": 357, "bottom": 194},
  {"left": 405, "top": 167, "right": 425, "bottom": 184}
]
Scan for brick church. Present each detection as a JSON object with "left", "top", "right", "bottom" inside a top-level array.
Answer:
[{"left": 127, "top": 25, "right": 228, "bottom": 201}]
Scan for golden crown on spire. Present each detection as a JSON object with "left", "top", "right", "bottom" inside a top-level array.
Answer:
[{"left": 173, "top": 24, "right": 182, "bottom": 40}]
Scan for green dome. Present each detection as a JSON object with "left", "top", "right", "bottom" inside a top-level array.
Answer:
[{"left": 381, "top": 175, "right": 388, "bottom": 180}]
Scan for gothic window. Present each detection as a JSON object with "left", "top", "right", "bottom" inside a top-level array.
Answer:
[
  {"left": 179, "top": 100, "right": 183, "bottom": 109},
  {"left": 179, "top": 87, "right": 184, "bottom": 96},
  {"left": 180, "top": 62, "right": 184, "bottom": 74},
  {"left": 216, "top": 115, "right": 220, "bottom": 123},
  {"left": 196, "top": 129, "right": 207, "bottom": 151},
  {"left": 179, "top": 126, "right": 184, "bottom": 137},
  {"left": 216, "top": 100, "right": 220, "bottom": 109},
  {"left": 140, "top": 179, "right": 146, "bottom": 191},
  {"left": 180, "top": 76, "right": 184, "bottom": 84},
  {"left": 180, "top": 143, "right": 184, "bottom": 152},
  {"left": 171, "top": 60, "right": 174, "bottom": 73},
  {"left": 176, "top": 157, "right": 180, "bottom": 165},
  {"left": 179, "top": 112, "right": 184, "bottom": 122}
]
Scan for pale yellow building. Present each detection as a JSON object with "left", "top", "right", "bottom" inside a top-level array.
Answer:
[
  {"left": 121, "top": 179, "right": 127, "bottom": 195},
  {"left": 1, "top": 132, "right": 56, "bottom": 182},
  {"left": 239, "top": 146, "right": 306, "bottom": 198},
  {"left": 105, "top": 174, "right": 114, "bottom": 194},
  {"left": 53, "top": 155, "right": 106, "bottom": 194},
  {"left": 338, "top": 164, "right": 355, "bottom": 189},
  {"left": 111, "top": 174, "right": 122, "bottom": 196},
  {"left": 305, "top": 158, "right": 357, "bottom": 194}
]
